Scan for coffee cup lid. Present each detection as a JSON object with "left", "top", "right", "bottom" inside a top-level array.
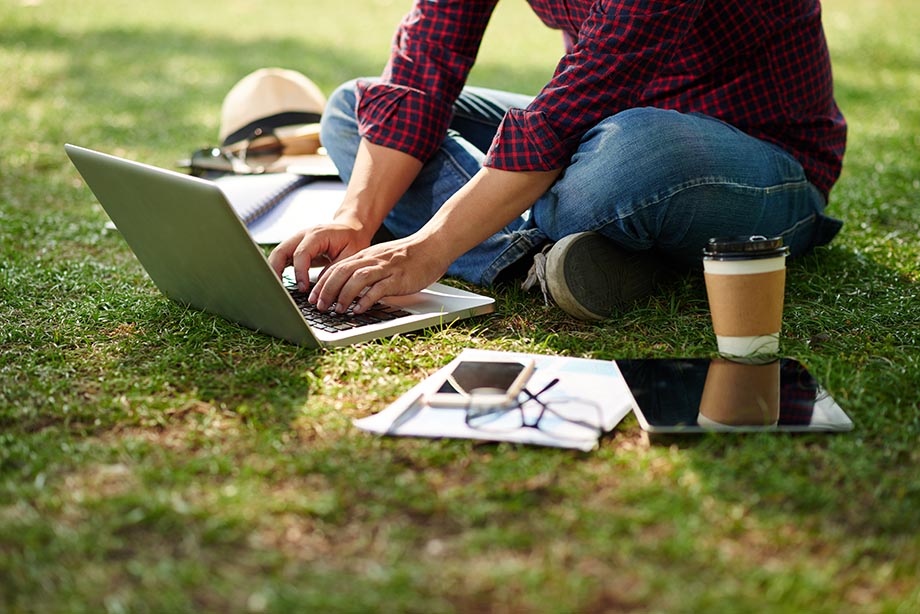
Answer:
[{"left": 702, "top": 235, "right": 790, "bottom": 260}]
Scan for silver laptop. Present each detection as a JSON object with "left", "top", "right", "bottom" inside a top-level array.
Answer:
[{"left": 65, "top": 144, "right": 494, "bottom": 347}]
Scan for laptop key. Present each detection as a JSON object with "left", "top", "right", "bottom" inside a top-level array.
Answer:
[
  {"left": 288, "top": 287, "right": 400, "bottom": 332},
  {"left": 363, "top": 308, "right": 397, "bottom": 321}
]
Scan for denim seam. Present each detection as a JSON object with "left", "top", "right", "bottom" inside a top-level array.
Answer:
[
  {"left": 437, "top": 142, "right": 478, "bottom": 185},
  {"left": 480, "top": 229, "right": 545, "bottom": 285},
  {"left": 775, "top": 210, "right": 817, "bottom": 238},
  {"left": 596, "top": 176, "right": 815, "bottom": 232}
]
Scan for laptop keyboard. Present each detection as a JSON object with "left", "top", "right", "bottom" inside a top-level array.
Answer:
[{"left": 287, "top": 287, "right": 412, "bottom": 333}]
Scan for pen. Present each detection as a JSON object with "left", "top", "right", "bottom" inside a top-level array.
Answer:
[{"left": 386, "top": 393, "right": 426, "bottom": 435}]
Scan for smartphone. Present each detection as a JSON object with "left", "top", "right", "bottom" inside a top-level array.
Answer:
[{"left": 424, "top": 359, "right": 536, "bottom": 409}]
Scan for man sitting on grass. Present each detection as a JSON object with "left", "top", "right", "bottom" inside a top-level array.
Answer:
[{"left": 269, "top": 0, "right": 846, "bottom": 321}]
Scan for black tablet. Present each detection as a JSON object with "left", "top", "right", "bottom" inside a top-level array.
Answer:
[{"left": 615, "top": 358, "right": 853, "bottom": 434}]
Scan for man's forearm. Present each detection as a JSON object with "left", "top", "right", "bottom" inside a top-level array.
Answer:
[
  {"left": 333, "top": 139, "right": 424, "bottom": 242},
  {"left": 416, "top": 165, "right": 563, "bottom": 264}
]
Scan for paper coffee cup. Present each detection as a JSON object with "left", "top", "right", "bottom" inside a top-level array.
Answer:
[
  {"left": 698, "top": 358, "right": 780, "bottom": 427},
  {"left": 702, "top": 236, "right": 789, "bottom": 363}
]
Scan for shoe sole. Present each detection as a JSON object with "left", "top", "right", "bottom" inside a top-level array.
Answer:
[{"left": 545, "top": 233, "right": 610, "bottom": 320}]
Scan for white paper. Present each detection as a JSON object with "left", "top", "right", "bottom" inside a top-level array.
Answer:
[
  {"left": 354, "top": 349, "right": 637, "bottom": 451},
  {"left": 245, "top": 179, "right": 345, "bottom": 244}
]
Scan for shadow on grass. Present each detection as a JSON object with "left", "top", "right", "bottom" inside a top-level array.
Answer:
[
  {"left": 0, "top": 243, "right": 325, "bottom": 437},
  {"left": 6, "top": 21, "right": 557, "bottom": 154},
  {"left": 3, "top": 24, "right": 369, "bottom": 153}
]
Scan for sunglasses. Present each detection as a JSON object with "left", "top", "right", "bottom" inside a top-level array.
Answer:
[
  {"left": 188, "top": 128, "right": 285, "bottom": 176},
  {"left": 189, "top": 123, "right": 324, "bottom": 177}
]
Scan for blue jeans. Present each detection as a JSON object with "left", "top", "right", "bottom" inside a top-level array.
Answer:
[{"left": 320, "top": 79, "right": 842, "bottom": 286}]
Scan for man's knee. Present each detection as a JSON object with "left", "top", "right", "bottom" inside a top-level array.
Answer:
[
  {"left": 540, "top": 108, "right": 709, "bottom": 235},
  {"left": 325, "top": 78, "right": 361, "bottom": 111},
  {"left": 577, "top": 108, "right": 726, "bottom": 188},
  {"left": 319, "top": 79, "right": 361, "bottom": 142},
  {"left": 319, "top": 79, "right": 365, "bottom": 180}
]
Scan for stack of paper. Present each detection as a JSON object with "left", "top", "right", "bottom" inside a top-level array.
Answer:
[{"left": 354, "top": 348, "right": 637, "bottom": 451}]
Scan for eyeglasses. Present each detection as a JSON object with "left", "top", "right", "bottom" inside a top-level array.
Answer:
[
  {"left": 188, "top": 128, "right": 285, "bottom": 176},
  {"left": 463, "top": 378, "right": 605, "bottom": 441}
]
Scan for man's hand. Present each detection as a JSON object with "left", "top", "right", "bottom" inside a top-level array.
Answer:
[
  {"left": 308, "top": 235, "right": 451, "bottom": 314},
  {"left": 289, "top": 164, "right": 562, "bottom": 311},
  {"left": 268, "top": 139, "right": 426, "bottom": 292},
  {"left": 267, "top": 224, "right": 371, "bottom": 292}
]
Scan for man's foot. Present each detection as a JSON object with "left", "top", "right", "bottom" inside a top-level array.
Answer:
[{"left": 522, "top": 232, "right": 669, "bottom": 320}]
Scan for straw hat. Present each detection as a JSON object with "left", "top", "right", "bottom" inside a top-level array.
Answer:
[{"left": 219, "top": 67, "right": 326, "bottom": 147}]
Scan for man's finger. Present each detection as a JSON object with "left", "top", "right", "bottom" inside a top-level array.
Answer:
[
  {"left": 351, "top": 276, "right": 393, "bottom": 314},
  {"left": 268, "top": 236, "right": 297, "bottom": 278},
  {"left": 334, "top": 266, "right": 388, "bottom": 313},
  {"left": 310, "top": 260, "right": 357, "bottom": 311},
  {"left": 290, "top": 241, "right": 316, "bottom": 292}
]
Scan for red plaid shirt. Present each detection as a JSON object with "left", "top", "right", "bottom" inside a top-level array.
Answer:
[{"left": 356, "top": 0, "right": 846, "bottom": 197}]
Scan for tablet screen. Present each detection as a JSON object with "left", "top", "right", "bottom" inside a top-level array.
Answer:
[{"left": 615, "top": 358, "right": 853, "bottom": 433}]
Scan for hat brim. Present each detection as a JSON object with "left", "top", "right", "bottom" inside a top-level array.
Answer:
[{"left": 264, "top": 152, "right": 339, "bottom": 176}]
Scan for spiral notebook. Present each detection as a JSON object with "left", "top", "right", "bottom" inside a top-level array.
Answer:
[{"left": 213, "top": 173, "right": 346, "bottom": 244}]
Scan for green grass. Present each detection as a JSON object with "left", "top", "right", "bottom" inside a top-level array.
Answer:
[{"left": 2, "top": 0, "right": 919, "bottom": 612}]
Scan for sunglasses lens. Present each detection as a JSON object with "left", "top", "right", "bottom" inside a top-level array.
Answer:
[
  {"left": 241, "top": 132, "right": 284, "bottom": 168},
  {"left": 189, "top": 148, "right": 235, "bottom": 176}
]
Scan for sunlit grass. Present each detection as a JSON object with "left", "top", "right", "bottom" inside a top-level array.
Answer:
[{"left": 2, "top": 0, "right": 919, "bottom": 612}]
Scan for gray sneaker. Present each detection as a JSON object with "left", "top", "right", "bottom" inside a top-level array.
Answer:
[{"left": 522, "top": 232, "right": 668, "bottom": 320}]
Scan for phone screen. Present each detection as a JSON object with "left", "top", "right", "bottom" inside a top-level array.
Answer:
[{"left": 436, "top": 361, "right": 529, "bottom": 396}]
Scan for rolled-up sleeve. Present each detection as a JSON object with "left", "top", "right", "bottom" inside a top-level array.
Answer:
[{"left": 356, "top": 0, "right": 498, "bottom": 163}]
